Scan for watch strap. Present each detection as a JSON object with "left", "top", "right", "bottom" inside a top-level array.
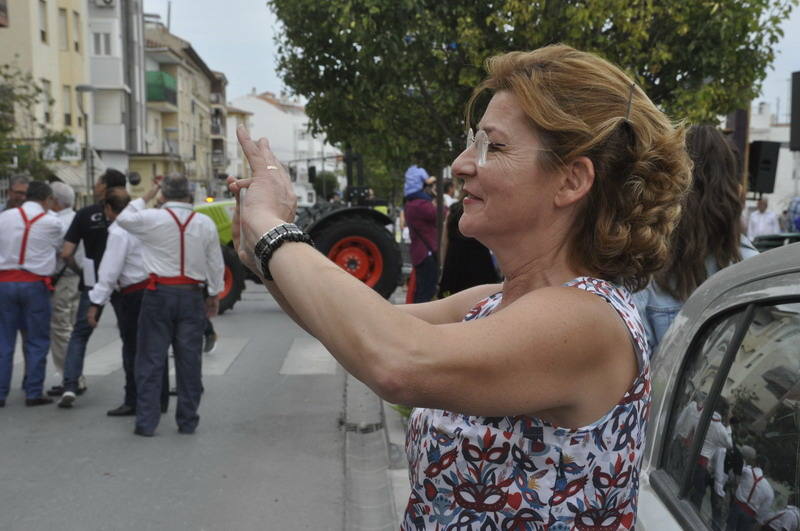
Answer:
[{"left": 253, "top": 223, "right": 314, "bottom": 281}]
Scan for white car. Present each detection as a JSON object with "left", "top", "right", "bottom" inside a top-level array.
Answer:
[{"left": 637, "top": 243, "right": 800, "bottom": 530}]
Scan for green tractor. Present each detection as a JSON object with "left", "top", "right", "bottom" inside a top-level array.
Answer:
[{"left": 194, "top": 190, "right": 402, "bottom": 314}]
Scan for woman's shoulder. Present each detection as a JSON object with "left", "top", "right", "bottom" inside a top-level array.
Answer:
[{"left": 562, "top": 276, "right": 649, "bottom": 366}]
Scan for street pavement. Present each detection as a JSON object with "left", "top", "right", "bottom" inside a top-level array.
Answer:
[{"left": 0, "top": 282, "right": 376, "bottom": 530}]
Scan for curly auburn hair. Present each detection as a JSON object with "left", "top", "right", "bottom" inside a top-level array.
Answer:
[
  {"left": 655, "top": 125, "right": 745, "bottom": 300},
  {"left": 465, "top": 45, "right": 692, "bottom": 291}
]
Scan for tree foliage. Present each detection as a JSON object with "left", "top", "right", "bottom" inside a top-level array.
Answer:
[
  {"left": 0, "top": 62, "right": 75, "bottom": 180},
  {"left": 312, "top": 169, "right": 340, "bottom": 199},
  {"left": 269, "top": 0, "right": 796, "bottom": 184}
]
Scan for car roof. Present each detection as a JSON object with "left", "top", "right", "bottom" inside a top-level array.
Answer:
[
  {"left": 644, "top": 242, "right": 800, "bottom": 468},
  {"left": 675, "top": 242, "right": 800, "bottom": 319}
]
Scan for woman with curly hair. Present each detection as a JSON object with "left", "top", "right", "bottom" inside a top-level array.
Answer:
[
  {"left": 229, "top": 44, "right": 691, "bottom": 529},
  {"left": 634, "top": 125, "right": 759, "bottom": 353}
]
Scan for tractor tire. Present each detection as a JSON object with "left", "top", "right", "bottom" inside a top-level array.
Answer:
[
  {"left": 312, "top": 216, "right": 401, "bottom": 299},
  {"left": 218, "top": 244, "right": 245, "bottom": 314}
]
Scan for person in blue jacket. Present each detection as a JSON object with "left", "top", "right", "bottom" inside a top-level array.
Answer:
[{"left": 633, "top": 125, "right": 759, "bottom": 353}]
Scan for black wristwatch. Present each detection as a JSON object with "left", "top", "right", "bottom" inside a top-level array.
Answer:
[{"left": 253, "top": 223, "right": 314, "bottom": 281}]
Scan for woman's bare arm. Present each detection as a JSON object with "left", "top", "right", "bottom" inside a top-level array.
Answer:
[{"left": 230, "top": 128, "right": 637, "bottom": 424}]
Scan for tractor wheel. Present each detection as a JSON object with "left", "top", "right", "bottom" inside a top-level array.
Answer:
[
  {"left": 313, "top": 216, "right": 401, "bottom": 299},
  {"left": 218, "top": 244, "right": 245, "bottom": 314}
]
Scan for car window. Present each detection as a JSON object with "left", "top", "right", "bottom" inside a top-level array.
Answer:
[
  {"left": 662, "top": 311, "right": 743, "bottom": 487},
  {"left": 684, "top": 301, "right": 800, "bottom": 530}
]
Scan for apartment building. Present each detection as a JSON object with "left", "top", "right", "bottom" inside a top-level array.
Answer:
[
  {"left": 231, "top": 90, "right": 342, "bottom": 205},
  {"left": 225, "top": 105, "right": 251, "bottom": 181},
  {"left": 87, "top": 0, "right": 146, "bottom": 172},
  {"left": 129, "top": 17, "right": 217, "bottom": 197},
  {"left": 0, "top": 0, "right": 91, "bottom": 191},
  {"left": 210, "top": 71, "right": 227, "bottom": 185}
]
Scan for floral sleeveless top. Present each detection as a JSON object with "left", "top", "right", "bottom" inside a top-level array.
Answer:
[{"left": 403, "top": 277, "right": 650, "bottom": 530}]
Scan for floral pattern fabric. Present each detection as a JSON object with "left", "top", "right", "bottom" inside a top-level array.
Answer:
[{"left": 403, "top": 277, "right": 650, "bottom": 530}]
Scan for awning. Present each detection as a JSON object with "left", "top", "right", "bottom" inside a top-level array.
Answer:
[{"left": 49, "top": 151, "right": 106, "bottom": 192}]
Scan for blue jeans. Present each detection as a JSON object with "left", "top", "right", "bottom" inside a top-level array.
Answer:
[
  {"left": 62, "top": 290, "right": 122, "bottom": 393},
  {"left": 0, "top": 281, "right": 51, "bottom": 399},
  {"left": 135, "top": 286, "right": 205, "bottom": 434}
]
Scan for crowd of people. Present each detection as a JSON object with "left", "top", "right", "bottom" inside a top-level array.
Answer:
[{"left": 0, "top": 171, "right": 223, "bottom": 437}]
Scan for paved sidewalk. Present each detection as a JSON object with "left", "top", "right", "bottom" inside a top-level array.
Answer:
[
  {"left": 343, "top": 284, "right": 413, "bottom": 530},
  {"left": 385, "top": 401, "right": 411, "bottom": 527}
]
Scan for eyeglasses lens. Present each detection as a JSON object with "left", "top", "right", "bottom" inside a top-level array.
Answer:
[{"left": 466, "top": 128, "right": 488, "bottom": 167}]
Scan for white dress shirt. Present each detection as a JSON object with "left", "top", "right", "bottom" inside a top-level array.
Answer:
[
  {"left": 0, "top": 201, "right": 63, "bottom": 276},
  {"left": 699, "top": 412, "right": 732, "bottom": 460},
  {"left": 88, "top": 222, "right": 148, "bottom": 306},
  {"left": 765, "top": 505, "right": 800, "bottom": 531},
  {"left": 748, "top": 210, "right": 781, "bottom": 238},
  {"left": 115, "top": 199, "right": 224, "bottom": 296},
  {"left": 735, "top": 465, "right": 775, "bottom": 522}
]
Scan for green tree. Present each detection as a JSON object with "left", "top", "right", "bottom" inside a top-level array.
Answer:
[
  {"left": 269, "top": 0, "right": 796, "bottom": 177},
  {"left": 312, "top": 169, "right": 340, "bottom": 199},
  {"left": 0, "top": 62, "right": 75, "bottom": 180}
]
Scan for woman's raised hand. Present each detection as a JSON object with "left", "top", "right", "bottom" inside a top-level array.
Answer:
[{"left": 228, "top": 126, "right": 298, "bottom": 272}]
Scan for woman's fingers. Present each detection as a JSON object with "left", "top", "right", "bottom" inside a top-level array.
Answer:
[
  {"left": 237, "top": 126, "right": 282, "bottom": 177},
  {"left": 237, "top": 125, "right": 269, "bottom": 174}
]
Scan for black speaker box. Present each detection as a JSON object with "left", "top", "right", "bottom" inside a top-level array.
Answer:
[{"left": 748, "top": 141, "right": 781, "bottom": 194}]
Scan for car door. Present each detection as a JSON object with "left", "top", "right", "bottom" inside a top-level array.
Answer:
[{"left": 638, "top": 293, "right": 800, "bottom": 530}]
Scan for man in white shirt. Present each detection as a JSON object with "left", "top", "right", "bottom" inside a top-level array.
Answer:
[
  {"left": 727, "top": 452, "right": 775, "bottom": 530},
  {"left": 59, "top": 188, "right": 168, "bottom": 415},
  {"left": 116, "top": 175, "right": 224, "bottom": 436},
  {"left": 689, "top": 399, "right": 732, "bottom": 512},
  {"left": 764, "top": 503, "right": 800, "bottom": 531},
  {"left": 2, "top": 174, "right": 29, "bottom": 211},
  {"left": 0, "top": 181, "right": 63, "bottom": 407},
  {"left": 748, "top": 198, "right": 781, "bottom": 238},
  {"left": 56, "top": 170, "right": 128, "bottom": 399},
  {"left": 47, "top": 182, "right": 82, "bottom": 390}
]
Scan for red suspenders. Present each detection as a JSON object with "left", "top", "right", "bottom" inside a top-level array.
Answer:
[
  {"left": 735, "top": 467, "right": 765, "bottom": 517},
  {"left": 17, "top": 207, "right": 46, "bottom": 265},
  {"left": 746, "top": 468, "right": 764, "bottom": 505},
  {"left": 146, "top": 208, "right": 201, "bottom": 290},
  {"left": 0, "top": 207, "right": 52, "bottom": 288}
]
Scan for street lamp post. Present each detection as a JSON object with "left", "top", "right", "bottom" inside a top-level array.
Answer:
[{"left": 75, "top": 84, "right": 95, "bottom": 196}]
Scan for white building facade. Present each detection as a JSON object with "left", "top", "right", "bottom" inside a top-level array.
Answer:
[
  {"left": 87, "top": 0, "right": 145, "bottom": 172},
  {"left": 749, "top": 103, "right": 799, "bottom": 211},
  {"left": 230, "top": 91, "right": 342, "bottom": 205},
  {"left": 225, "top": 105, "right": 252, "bottom": 181}
]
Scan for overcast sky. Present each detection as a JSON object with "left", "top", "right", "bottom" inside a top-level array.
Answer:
[
  {"left": 142, "top": 0, "right": 283, "bottom": 101},
  {"left": 143, "top": 0, "right": 800, "bottom": 120}
]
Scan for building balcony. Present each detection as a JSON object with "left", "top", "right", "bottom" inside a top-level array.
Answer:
[
  {"left": 210, "top": 121, "right": 224, "bottom": 137},
  {"left": 93, "top": 124, "right": 127, "bottom": 152},
  {"left": 164, "top": 139, "right": 179, "bottom": 155},
  {"left": 146, "top": 71, "right": 178, "bottom": 113},
  {"left": 91, "top": 57, "right": 125, "bottom": 87},
  {"left": 210, "top": 92, "right": 224, "bottom": 106},
  {"left": 212, "top": 150, "right": 226, "bottom": 167}
]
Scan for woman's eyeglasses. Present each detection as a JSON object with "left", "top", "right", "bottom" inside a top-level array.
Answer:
[{"left": 466, "top": 128, "right": 507, "bottom": 167}]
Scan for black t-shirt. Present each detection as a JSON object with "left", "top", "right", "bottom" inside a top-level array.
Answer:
[{"left": 64, "top": 203, "right": 109, "bottom": 289}]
